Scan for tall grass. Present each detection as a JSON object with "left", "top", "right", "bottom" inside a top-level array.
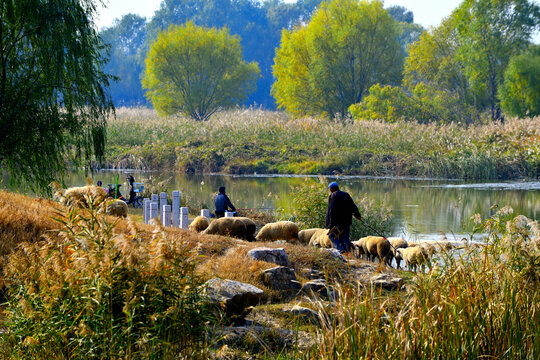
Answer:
[
  {"left": 104, "top": 107, "right": 540, "bottom": 180},
  {"left": 305, "top": 207, "right": 540, "bottom": 359},
  {"left": 1, "top": 199, "right": 213, "bottom": 359}
]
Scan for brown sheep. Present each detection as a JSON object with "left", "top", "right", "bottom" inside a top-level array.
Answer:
[
  {"left": 189, "top": 216, "right": 209, "bottom": 232},
  {"left": 308, "top": 229, "right": 332, "bottom": 248},
  {"left": 235, "top": 217, "right": 257, "bottom": 241},
  {"left": 202, "top": 217, "right": 255, "bottom": 241},
  {"left": 105, "top": 200, "right": 128, "bottom": 218},
  {"left": 255, "top": 221, "right": 299, "bottom": 242},
  {"left": 364, "top": 236, "right": 391, "bottom": 267},
  {"left": 351, "top": 237, "right": 368, "bottom": 259},
  {"left": 387, "top": 237, "right": 408, "bottom": 269},
  {"left": 298, "top": 228, "right": 324, "bottom": 244},
  {"left": 395, "top": 246, "right": 429, "bottom": 272}
]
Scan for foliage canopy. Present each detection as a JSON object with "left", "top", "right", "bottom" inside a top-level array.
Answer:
[
  {"left": 143, "top": 22, "right": 260, "bottom": 121},
  {"left": 0, "top": 0, "right": 114, "bottom": 192},
  {"left": 272, "top": 0, "right": 404, "bottom": 118}
]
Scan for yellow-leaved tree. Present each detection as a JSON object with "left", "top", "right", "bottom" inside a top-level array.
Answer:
[
  {"left": 143, "top": 22, "right": 260, "bottom": 121},
  {"left": 272, "top": 0, "right": 404, "bottom": 118}
]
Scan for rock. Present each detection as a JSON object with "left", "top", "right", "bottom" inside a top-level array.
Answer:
[
  {"left": 247, "top": 247, "right": 290, "bottom": 267},
  {"left": 322, "top": 248, "right": 346, "bottom": 262},
  {"left": 261, "top": 266, "right": 301, "bottom": 291},
  {"left": 369, "top": 273, "right": 403, "bottom": 291},
  {"left": 282, "top": 305, "right": 320, "bottom": 325},
  {"left": 300, "top": 268, "right": 325, "bottom": 280},
  {"left": 204, "top": 278, "right": 264, "bottom": 322},
  {"left": 302, "top": 279, "right": 335, "bottom": 300}
]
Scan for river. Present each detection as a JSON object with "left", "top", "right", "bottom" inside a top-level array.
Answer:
[{"left": 37, "top": 170, "right": 538, "bottom": 243}]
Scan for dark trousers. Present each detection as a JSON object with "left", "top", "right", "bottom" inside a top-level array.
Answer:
[
  {"left": 328, "top": 226, "right": 351, "bottom": 253},
  {"left": 215, "top": 211, "right": 225, "bottom": 218}
]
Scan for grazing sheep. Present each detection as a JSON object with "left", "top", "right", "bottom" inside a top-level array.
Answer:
[
  {"left": 202, "top": 217, "right": 255, "bottom": 241},
  {"left": 420, "top": 243, "right": 437, "bottom": 256},
  {"left": 298, "top": 228, "right": 324, "bottom": 244},
  {"left": 351, "top": 237, "right": 368, "bottom": 259},
  {"left": 51, "top": 182, "right": 107, "bottom": 208},
  {"left": 105, "top": 200, "right": 128, "bottom": 218},
  {"left": 189, "top": 216, "right": 209, "bottom": 232},
  {"left": 235, "top": 217, "right": 257, "bottom": 241},
  {"left": 387, "top": 237, "right": 408, "bottom": 269},
  {"left": 364, "top": 236, "right": 391, "bottom": 267},
  {"left": 309, "top": 229, "right": 332, "bottom": 248},
  {"left": 395, "top": 246, "right": 429, "bottom": 272},
  {"left": 255, "top": 221, "right": 299, "bottom": 242}
]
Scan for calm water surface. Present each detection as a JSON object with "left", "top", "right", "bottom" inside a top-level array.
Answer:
[{"left": 55, "top": 171, "right": 540, "bottom": 242}]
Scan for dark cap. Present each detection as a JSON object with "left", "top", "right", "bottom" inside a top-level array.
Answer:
[
  {"left": 219, "top": 186, "right": 226, "bottom": 193},
  {"left": 328, "top": 182, "right": 339, "bottom": 190}
]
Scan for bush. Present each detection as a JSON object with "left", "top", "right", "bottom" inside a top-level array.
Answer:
[
  {"left": 285, "top": 178, "right": 393, "bottom": 240},
  {"left": 1, "top": 200, "right": 213, "bottom": 359}
]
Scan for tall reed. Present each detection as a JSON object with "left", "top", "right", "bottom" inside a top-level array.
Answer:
[
  {"left": 305, "top": 207, "right": 540, "bottom": 359},
  {"left": 1, "top": 198, "right": 213, "bottom": 359},
  {"left": 104, "top": 108, "right": 540, "bottom": 180}
]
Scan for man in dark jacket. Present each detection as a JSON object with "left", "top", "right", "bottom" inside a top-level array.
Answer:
[
  {"left": 214, "top": 186, "right": 236, "bottom": 218},
  {"left": 326, "top": 182, "right": 361, "bottom": 253}
]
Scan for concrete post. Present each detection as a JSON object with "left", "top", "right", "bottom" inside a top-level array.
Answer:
[
  {"left": 225, "top": 211, "right": 234, "bottom": 218},
  {"left": 172, "top": 191, "right": 180, "bottom": 227},
  {"left": 201, "top": 209, "right": 210, "bottom": 220},
  {"left": 150, "top": 201, "right": 158, "bottom": 223},
  {"left": 143, "top": 198, "right": 150, "bottom": 224},
  {"left": 159, "top": 192, "right": 167, "bottom": 220},
  {"left": 180, "top": 207, "right": 189, "bottom": 229},
  {"left": 162, "top": 205, "right": 171, "bottom": 227}
]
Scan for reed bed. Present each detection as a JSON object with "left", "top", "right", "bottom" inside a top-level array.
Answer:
[
  {"left": 305, "top": 207, "right": 540, "bottom": 359},
  {"left": 104, "top": 107, "right": 540, "bottom": 179}
]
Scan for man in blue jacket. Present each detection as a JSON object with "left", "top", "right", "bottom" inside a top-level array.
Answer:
[
  {"left": 214, "top": 186, "right": 236, "bottom": 218},
  {"left": 326, "top": 182, "right": 361, "bottom": 253}
]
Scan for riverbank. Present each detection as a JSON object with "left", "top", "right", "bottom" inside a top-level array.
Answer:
[
  {"left": 0, "top": 191, "right": 538, "bottom": 359},
  {"left": 104, "top": 108, "right": 539, "bottom": 180}
]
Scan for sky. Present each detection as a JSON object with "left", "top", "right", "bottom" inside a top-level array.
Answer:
[{"left": 96, "top": 0, "right": 539, "bottom": 41}]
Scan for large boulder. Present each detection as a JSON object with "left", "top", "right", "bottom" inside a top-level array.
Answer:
[
  {"left": 247, "top": 247, "right": 290, "bottom": 267},
  {"left": 204, "top": 278, "right": 264, "bottom": 322},
  {"left": 369, "top": 273, "right": 403, "bottom": 291},
  {"left": 302, "top": 279, "right": 335, "bottom": 300},
  {"left": 260, "top": 266, "right": 301, "bottom": 291}
]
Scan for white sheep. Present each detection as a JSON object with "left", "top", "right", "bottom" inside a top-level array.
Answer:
[
  {"left": 298, "top": 228, "right": 324, "bottom": 244},
  {"left": 255, "top": 221, "right": 299, "bottom": 242},
  {"left": 189, "top": 216, "right": 209, "bottom": 232},
  {"left": 387, "top": 237, "right": 408, "bottom": 269},
  {"left": 308, "top": 229, "right": 332, "bottom": 248},
  {"left": 395, "top": 246, "right": 430, "bottom": 272}
]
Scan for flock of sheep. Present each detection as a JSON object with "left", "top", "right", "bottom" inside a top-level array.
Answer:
[
  {"left": 52, "top": 184, "right": 453, "bottom": 272},
  {"left": 190, "top": 216, "right": 452, "bottom": 271}
]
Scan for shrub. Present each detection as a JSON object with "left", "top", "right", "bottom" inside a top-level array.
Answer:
[{"left": 1, "top": 200, "right": 213, "bottom": 359}]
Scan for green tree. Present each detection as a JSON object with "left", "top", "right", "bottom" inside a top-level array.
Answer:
[
  {"left": 143, "top": 22, "right": 260, "bottom": 121},
  {"left": 453, "top": 0, "right": 540, "bottom": 120},
  {"left": 272, "top": 0, "right": 404, "bottom": 118},
  {"left": 0, "top": 0, "right": 114, "bottom": 192},
  {"left": 499, "top": 45, "right": 540, "bottom": 118}
]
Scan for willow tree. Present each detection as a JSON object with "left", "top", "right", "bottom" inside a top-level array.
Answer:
[
  {"left": 0, "top": 0, "right": 114, "bottom": 192},
  {"left": 272, "top": 0, "right": 403, "bottom": 118},
  {"left": 143, "top": 22, "right": 260, "bottom": 121}
]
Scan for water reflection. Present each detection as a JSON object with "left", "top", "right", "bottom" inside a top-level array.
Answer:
[{"left": 4, "top": 170, "right": 538, "bottom": 242}]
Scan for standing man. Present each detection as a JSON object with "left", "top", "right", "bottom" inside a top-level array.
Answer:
[
  {"left": 214, "top": 186, "right": 236, "bottom": 218},
  {"left": 326, "top": 182, "right": 361, "bottom": 253}
]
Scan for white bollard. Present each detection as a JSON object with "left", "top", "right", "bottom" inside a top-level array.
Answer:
[
  {"left": 150, "top": 201, "right": 158, "bottom": 223},
  {"left": 159, "top": 192, "right": 167, "bottom": 220},
  {"left": 151, "top": 194, "right": 159, "bottom": 202},
  {"left": 143, "top": 198, "right": 150, "bottom": 224},
  {"left": 201, "top": 209, "right": 210, "bottom": 220},
  {"left": 162, "top": 205, "right": 171, "bottom": 227},
  {"left": 172, "top": 191, "right": 180, "bottom": 227},
  {"left": 225, "top": 211, "right": 234, "bottom": 218},
  {"left": 180, "top": 207, "right": 189, "bottom": 229}
]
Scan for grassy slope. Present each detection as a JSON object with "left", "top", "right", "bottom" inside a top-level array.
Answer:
[{"left": 104, "top": 108, "right": 540, "bottom": 180}]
